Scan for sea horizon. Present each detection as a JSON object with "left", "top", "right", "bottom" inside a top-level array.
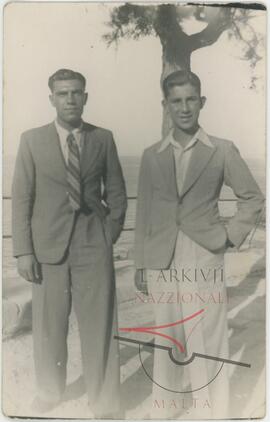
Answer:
[{"left": 3, "top": 154, "right": 266, "bottom": 198}]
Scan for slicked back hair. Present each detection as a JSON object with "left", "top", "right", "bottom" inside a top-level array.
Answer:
[
  {"left": 48, "top": 69, "right": 86, "bottom": 92},
  {"left": 162, "top": 71, "right": 201, "bottom": 98}
]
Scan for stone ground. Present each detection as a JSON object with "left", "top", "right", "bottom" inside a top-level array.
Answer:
[{"left": 2, "top": 228, "right": 266, "bottom": 420}]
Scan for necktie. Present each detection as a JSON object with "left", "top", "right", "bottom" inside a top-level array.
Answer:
[{"left": 67, "top": 132, "right": 81, "bottom": 210}]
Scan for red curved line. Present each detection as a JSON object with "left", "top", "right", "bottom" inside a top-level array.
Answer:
[
  {"left": 119, "top": 309, "right": 204, "bottom": 332},
  {"left": 138, "top": 329, "right": 185, "bottom": 353},
  {"left": 119, "top": 328, "right": 185, "bottom": 352}
]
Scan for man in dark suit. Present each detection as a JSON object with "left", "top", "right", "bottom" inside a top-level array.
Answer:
[
  {"left": 12, "top": 68, "right": 127, "bottom": 416},
  {"left": 134, "top": 70, "right": 264, "bottom": 418}
]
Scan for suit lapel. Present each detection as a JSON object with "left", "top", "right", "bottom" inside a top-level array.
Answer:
[
  {"left": 155, "top": 144, "right": 178, "bottom": 197},
  {"left": 80, "top": 123, "right": 102, "bottom": 179},
  {"left": 180, "top": 140, "right": 216, "bottom": 198},
  {"left": 154, "top": 137, "right": 216, "bottom": 199},
  {"left": 46, "top": 123, "right": 67, "bottom": 183},
  {"left": 46, "top": 122, "right": 102, "bottom": 182}
]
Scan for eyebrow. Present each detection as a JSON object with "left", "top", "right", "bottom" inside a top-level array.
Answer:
[
  {"left": 55, "top": 88, "right": 84, "bottom": 94},
  {"left": 171, "top": 95, "right": 199, "bottom": 101}
]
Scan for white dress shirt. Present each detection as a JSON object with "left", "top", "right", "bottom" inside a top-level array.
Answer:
[
  {"left": 158, "top": 127, "right": 213, "bottom": 195},
  {"left": 54, "top": 119, "right": 84, "bottom": 164}
]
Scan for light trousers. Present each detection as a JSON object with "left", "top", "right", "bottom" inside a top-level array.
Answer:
[{"left": 147, "top": 231, "right": 229, "bottom": 419}]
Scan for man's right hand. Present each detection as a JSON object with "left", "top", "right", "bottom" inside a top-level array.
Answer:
[
  {"left": 134, "top": 269, "right": 148, "bottom": 296},
  {"left": 17, "top": 254, "right": 41, "bottom": 283}
]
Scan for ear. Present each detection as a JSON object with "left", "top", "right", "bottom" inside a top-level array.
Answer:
[
  {"left": 162, "top": 98, "right": 167, "bottom": 110},
  {"left": 200, "top": 96, "right": 206, "bottom": 109},
  {"left": 83, "top": 92, "right": 88, "bottom": 105},
  {"left": 49, "top": 94, "right": 55, "bottom": 108}
]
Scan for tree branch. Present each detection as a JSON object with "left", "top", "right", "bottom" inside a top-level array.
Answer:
[
  {"left": 232, "top": 21, "right": 262, "bottom": 66},
  {"left": 189, "top": 8, "right": 233, "bottom": 51},
  {"left": 102, "top": 4, "right": 155, "bottom": 45}
]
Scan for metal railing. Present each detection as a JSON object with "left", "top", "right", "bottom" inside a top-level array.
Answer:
[{"left": 3, "top": 196, "right": 237, "bottom": 239}]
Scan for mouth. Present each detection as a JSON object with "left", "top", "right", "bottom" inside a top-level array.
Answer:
[
  {"left": 179, "top": 115, "right": 192, "bottom": 120},
  {"left": 65, "top": 109, "right": 78, "bottom": 112}
]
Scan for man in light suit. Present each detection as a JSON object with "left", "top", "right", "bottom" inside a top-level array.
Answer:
[
  {"left": 134, "top": 71, "right": 264, "bottom": 418},
  {"left": 12, "top": 68, "right": 127, "bottom": 416}
]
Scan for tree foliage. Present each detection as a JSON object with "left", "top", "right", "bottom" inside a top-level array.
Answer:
[{"left": 103, "top": 3, "right": 265, "bottom": 77}]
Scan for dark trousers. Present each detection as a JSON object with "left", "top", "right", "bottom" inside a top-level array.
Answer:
[{"left": 32, "top": 212, "right": 120, "bottom": 415}]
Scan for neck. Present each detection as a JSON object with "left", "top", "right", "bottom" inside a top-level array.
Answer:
[
  {"left": 56, "top": 117, "right": 82, "bottom": 132},
  {"left": 173, "top": 125, "right": 199, "bottom": 148}
]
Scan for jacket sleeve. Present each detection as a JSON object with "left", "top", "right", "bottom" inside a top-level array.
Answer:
[
  {"left": 224, "top": 141, "right": 265, "bottom": 248},
  {"left": 12, "top": 133, "right": 35, "bottom": 257},
  {"left": 134, "top": 150, "right": 152, "bottom": 269},
  {"left": 102, "top": 132, "right": 127, "bottom": 243}
]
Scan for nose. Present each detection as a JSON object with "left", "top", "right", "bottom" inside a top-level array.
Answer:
[
  {"left": 181, "top": 101, "right": 190, "bottom": 113},
  {"left": 67, "top": 92, "right": 76, "bottom": 103}
]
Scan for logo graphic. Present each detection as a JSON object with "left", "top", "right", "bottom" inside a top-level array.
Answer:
[{"left": 115, "top": 309, "right": 251, "bottom": 393}]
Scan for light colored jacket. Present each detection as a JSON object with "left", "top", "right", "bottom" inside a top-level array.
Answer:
[{"left": 134, "top": 131, "right": 264, "bottom": 269}]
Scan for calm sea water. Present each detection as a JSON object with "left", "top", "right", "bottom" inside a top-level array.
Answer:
[
  {"left": 2, "top": 154, "right": 265, "bottom": 301},
  {"left": 3, "top": 154, "right": 266, "bottom": 236}
]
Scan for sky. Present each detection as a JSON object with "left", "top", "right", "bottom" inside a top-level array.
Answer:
[{"left": 3, "top": 2, "right": 266, "bottom": 158}]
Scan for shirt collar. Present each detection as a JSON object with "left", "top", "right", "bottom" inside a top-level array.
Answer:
[
  {"left": 157, "top": 127, "right": 213, "bottom": 153},
  {"left": 54, "top": 119, "right": 83, "bottom": 139}
]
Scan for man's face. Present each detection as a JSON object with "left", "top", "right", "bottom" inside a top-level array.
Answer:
[
  {"left": 164, "top": 83, "right": 206, "bottom": 131},
  {"left": 49, "top": 79, "right": 88, "bottom": 125}
]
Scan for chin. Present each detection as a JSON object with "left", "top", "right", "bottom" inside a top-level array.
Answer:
[
  {"left": 65, "top": 116, "right": 81, "bottom": 124},
  {"left": 178, "top": 124, "right": 195, "bottom": 131}
]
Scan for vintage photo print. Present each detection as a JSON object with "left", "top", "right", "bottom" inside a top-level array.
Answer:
[{"left": 2, "top": 1, "right": 266, "bottom": 419}]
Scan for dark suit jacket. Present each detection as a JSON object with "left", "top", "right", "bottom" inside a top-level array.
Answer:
[
  {"left": 12, "top": 122, "right": 127, "bottom": 263},
  {"left": 134, "top": 133, "right": 264, "bottom": 269}
]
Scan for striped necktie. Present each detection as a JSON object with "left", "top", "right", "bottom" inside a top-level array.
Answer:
[{"left": 67, "top": 132, "right": 81, "bottom": 210}]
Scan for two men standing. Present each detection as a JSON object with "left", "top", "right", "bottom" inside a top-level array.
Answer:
[
  {"left": 12, "top": 69, "right": 127, "bottom": 416},
  {"left": 12, "top": 68, "right": 264, "bottom": 418}
]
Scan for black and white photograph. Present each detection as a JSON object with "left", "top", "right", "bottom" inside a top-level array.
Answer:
[{"left": 2, "top": 1, "right": 266, "bottom": 419}]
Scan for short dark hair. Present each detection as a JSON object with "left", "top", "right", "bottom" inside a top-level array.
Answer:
[
  {"left": 162, "top": 70, "right": 201, "bottom": 98},
  {"left": 48, "top": 69, "right": 86, "bottom": 92}
]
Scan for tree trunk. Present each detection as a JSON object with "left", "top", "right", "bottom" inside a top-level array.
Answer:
[
  {"left": 154, "top": 4, "right": 232, "bottom": 137},
  {"left": 153, "top": 4, "right": 193, "bottom": 136}
]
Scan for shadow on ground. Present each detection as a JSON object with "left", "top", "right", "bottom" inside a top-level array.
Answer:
[{"left": 227, "top": 255, "right": 265, "bottom": 417}]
